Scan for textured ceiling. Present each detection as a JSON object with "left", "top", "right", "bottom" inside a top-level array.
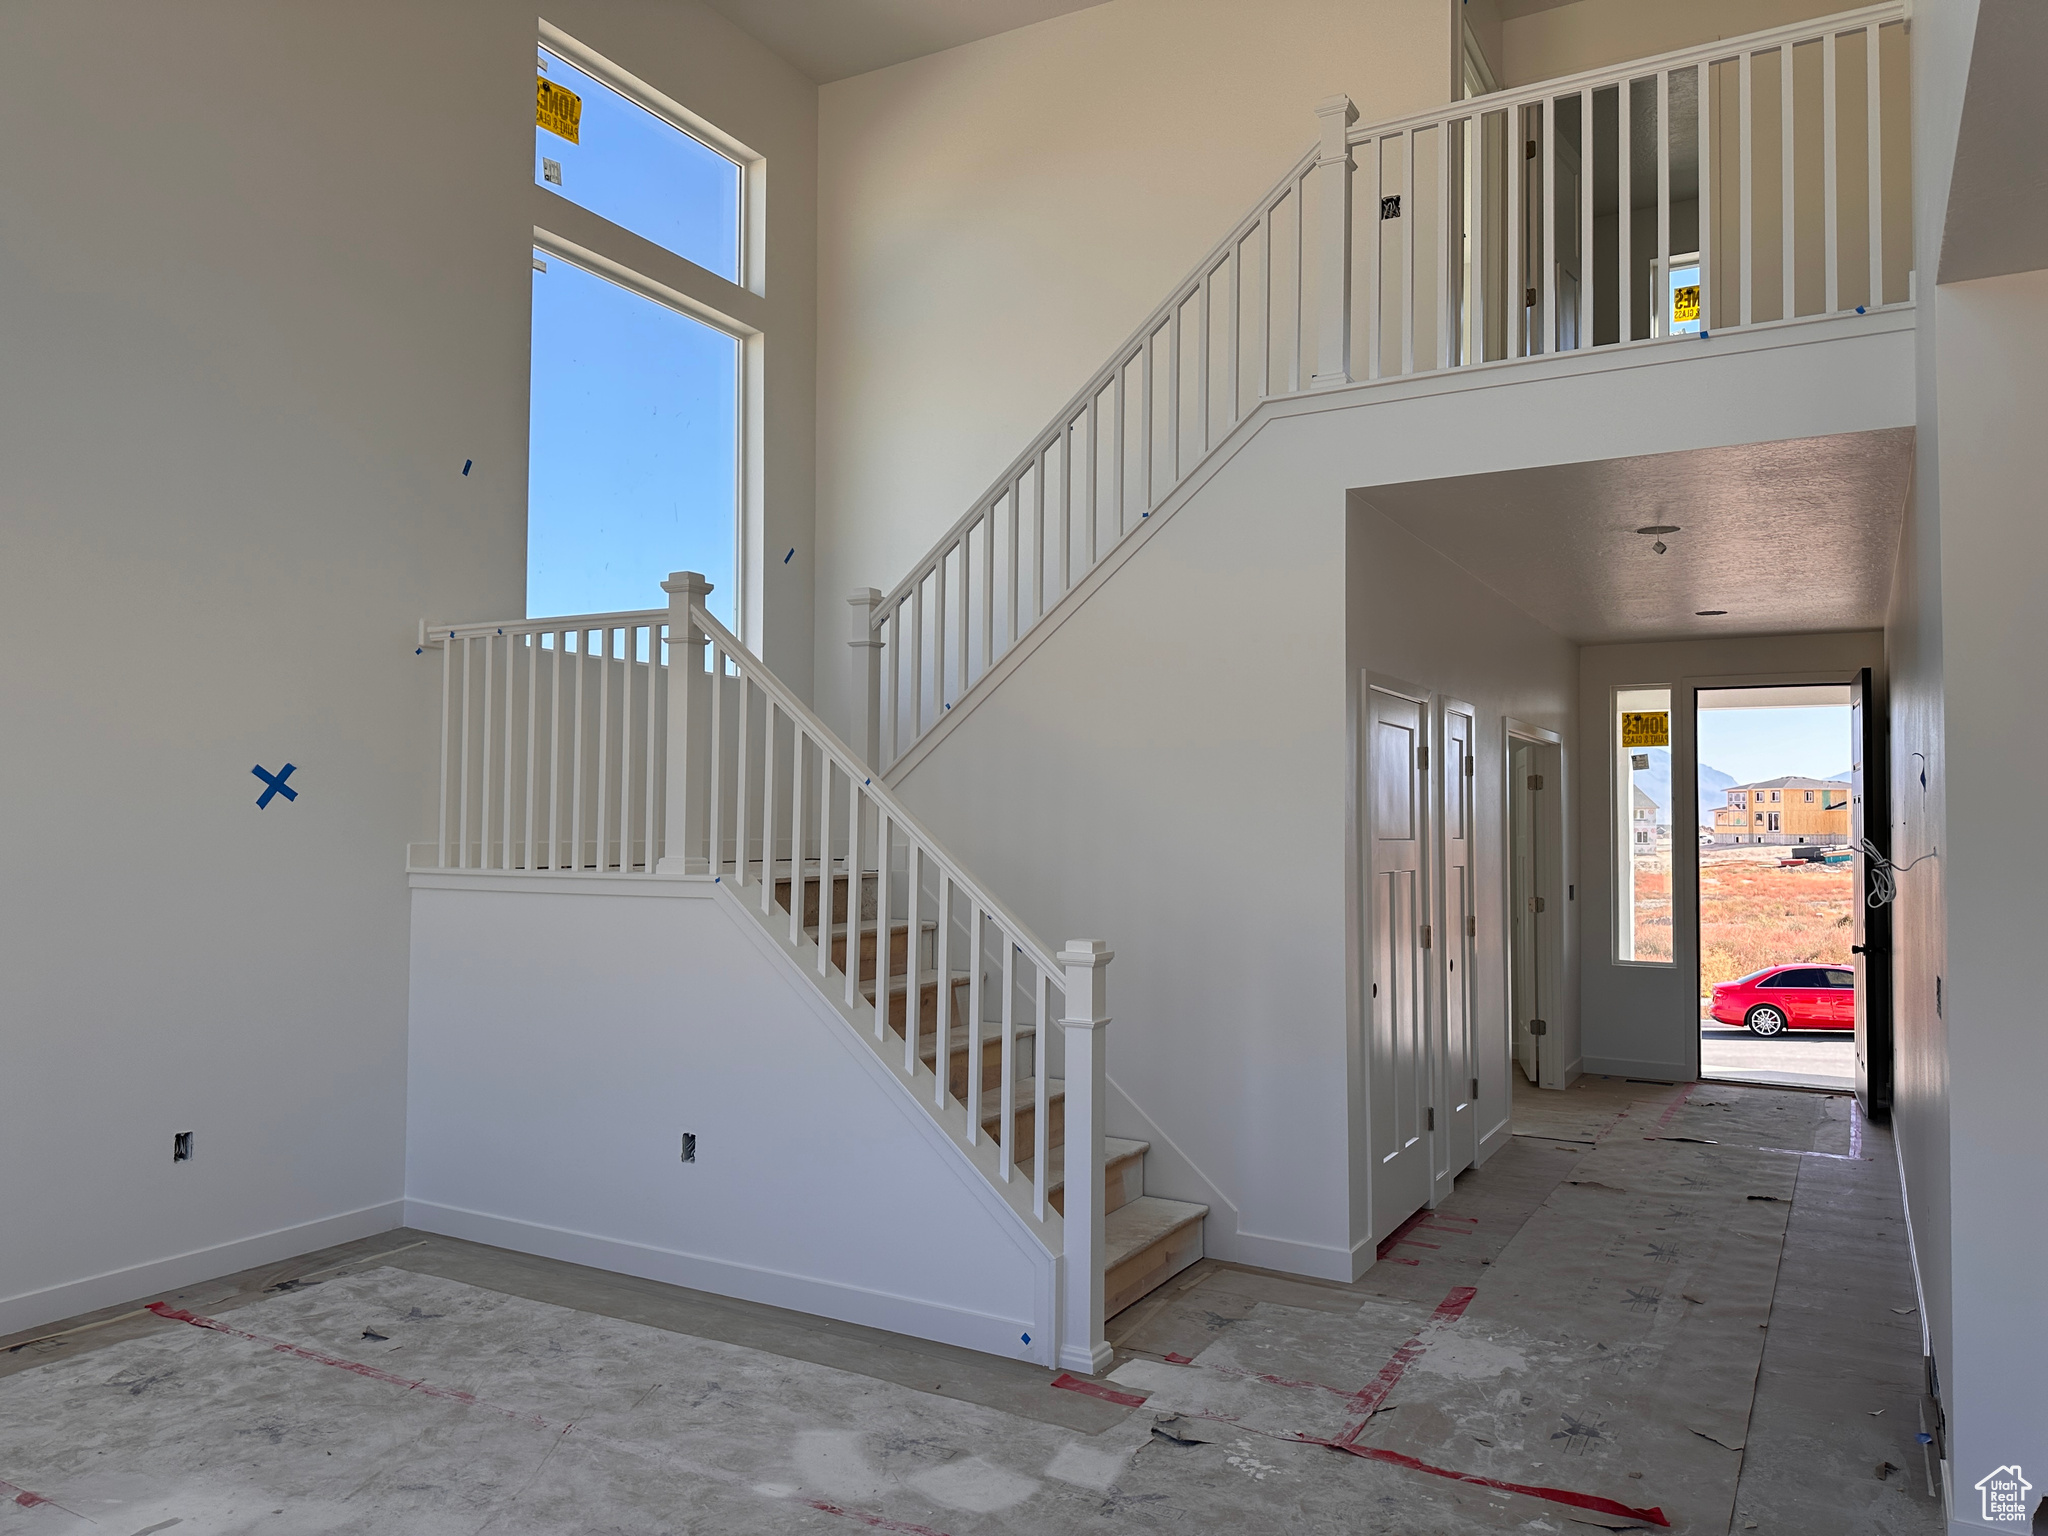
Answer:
[
  {"left": 700, "top": 0, "right": 1114, "bottom": 82},
  {"left": 1357, "top": 430, "right": 1915, "bottom": 645}
]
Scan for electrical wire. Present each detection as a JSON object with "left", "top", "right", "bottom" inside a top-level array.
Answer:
[{"left": 1862, "top": 838, "right": 1937, "bottom": 908}]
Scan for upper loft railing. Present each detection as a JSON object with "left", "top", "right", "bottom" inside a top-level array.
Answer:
[{"left": 854, "top": 3, "right": 1911, "bottom": 772}]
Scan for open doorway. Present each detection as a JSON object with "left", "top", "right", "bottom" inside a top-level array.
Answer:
[
  {"left": 1507, "top": 725, "right": 1564, "bottom": 1091},
  {"left": 1695, "top": 685, "right": 1856, "bottom": 1089}
]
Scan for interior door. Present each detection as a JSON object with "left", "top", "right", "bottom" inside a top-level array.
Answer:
[
  {"left": 1510, "top": 741, "right": 1541, "bottom": 1085},
  {"left": 1368, "top": 686, "right": 1431, "bottom": 1238},
  {"left": 1851, "top": 667, "right": 1893, "bottom": 1113},
  {"left": 1439, "top": 706, "right": 1477, "bottom": 1192}
]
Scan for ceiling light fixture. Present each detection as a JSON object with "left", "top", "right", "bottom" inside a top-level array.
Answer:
[
  {"left": 1696, "top": 609, "right": 1727, "bottom": 616},
  {"left": 1635, "top": 524, "right": 1680, "bottom": 535}
]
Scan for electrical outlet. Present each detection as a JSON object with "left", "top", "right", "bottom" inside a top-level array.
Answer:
[
  {"left": 680, "top": 1132, "right": 697, "bottom": 1164},
  {"left": 173, "top": 1131, "right": 194, "bottom": 1163}
]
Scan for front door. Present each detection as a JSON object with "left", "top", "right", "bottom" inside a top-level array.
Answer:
[
  {"left": 1852, "top": 667, "right": 1893, "bottom": 1112},
  {"left": 1368, "top": 685, "right": 1431, "bottom": 1237}
]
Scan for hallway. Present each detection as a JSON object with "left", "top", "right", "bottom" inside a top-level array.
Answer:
[{"left": 0, "top": 1081, "right": 1935, "bottom": 1535}]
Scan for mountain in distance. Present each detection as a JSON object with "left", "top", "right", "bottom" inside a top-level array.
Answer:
[{"left": 1633, "top": 749, "right": 1738, "bottom": 827}]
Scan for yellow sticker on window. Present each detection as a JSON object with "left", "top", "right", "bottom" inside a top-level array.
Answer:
[
  {"left": 1672, "top": 285, "right": 1700, "bottom": 324},
  {"left": 1622, "top": 711, "right": 1669, "bottom": 749},
  {"left": 537, "top": 77, "right": 582, "bottom": 144}
]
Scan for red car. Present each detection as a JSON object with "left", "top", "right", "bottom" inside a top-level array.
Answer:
[{"left": 1709, "top": 965, "right": 1856, "bottom": 1035}]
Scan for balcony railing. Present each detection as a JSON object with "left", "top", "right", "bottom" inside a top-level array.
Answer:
[{"left": 856, "top": 4, "right": 1911, "bottom": 774}]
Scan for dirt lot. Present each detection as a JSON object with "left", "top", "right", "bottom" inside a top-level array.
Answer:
[{"left": 1627, "top": 845, "right": 1854, "bottom": 987}]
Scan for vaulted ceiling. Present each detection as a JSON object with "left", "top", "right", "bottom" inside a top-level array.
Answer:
[{"left": 700, "top": 0, "right": 1114, "bottom": 83}]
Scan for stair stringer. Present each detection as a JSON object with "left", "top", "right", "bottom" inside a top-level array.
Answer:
[{"left": 707, "top": 878, "right": 1069, "bottom": 1365}]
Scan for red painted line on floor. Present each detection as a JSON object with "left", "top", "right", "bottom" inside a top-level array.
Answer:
[
  {"left": 2, "top": 1477, "right": 51, "bottom": 1509},
  {"left": 1305, "top": 1438, "right": 1670, "bottom": 1527},
  {"left": 808, "top": 1501, "right": 959, "bottom": 1536},
  {"left": 1375, "top": 1207, "right": 1434, "bottom": 1261},
  {"left": 145, "top": 1303, "right": 556, "bottom": 1429},
  {"left": 1381, "top": 1255, "right": 1421, "bottom": 1266},
  {"left": 1163, "top": 1352, "right": 1195, "bottom": 1364},
  {"left": 1049, "top": 1371, "right": 1147, "bottom": 1406},
  {"left": 1335, "top": 1287, "right": 1477, "bottom": 1444},
  {"left": 1655, "top": 1084, "right": 1699, "bottom": 1128},
  {"left": 1389, "top": 1238, "right": 1441, "bottom": 1251}
]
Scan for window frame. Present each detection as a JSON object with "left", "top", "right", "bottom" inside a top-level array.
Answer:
[
  {"left": 1612, "top": 683, "right": 1675, "bottom": 968},
  {"left": 530, "top": 23, "right": 768, "bottom": 644}
]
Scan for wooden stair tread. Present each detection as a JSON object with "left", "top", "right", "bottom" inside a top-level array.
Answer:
[
  {"left": 919, "top": 1021, "right": 1037, "bottom": 1058},
  {"left": 1013, "top": 1137, "right": 1148, "bottom": 1194},
  {"left": 805, "top": 918, "right": 936, "bottom": 938},
  {"left": 859, "top": 969, "right": 972, "bottom": 998},
  {"left": 1105, "top": 1197, "right": 1208, "bottom": 1269}
]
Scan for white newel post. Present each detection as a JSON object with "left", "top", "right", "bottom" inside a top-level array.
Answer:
[
  {"left": 847, "top": 587, "right": 883, "bottom": 768},
  {"left": 658, "top": 570, "right": 713, "bottom": 875},
  {"left": 1057, "top": 939, "right": 1114, "bottom": 1374},
  {"left": 1309, "top": 93, "right": 1358, "bottom": 391}
]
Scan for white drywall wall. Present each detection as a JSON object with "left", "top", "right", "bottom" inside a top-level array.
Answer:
[
  {"left": 811, "top": 0, "right": 1457, "bottom": 734},
  {"left": 1918, "top": 267, "right": 2048, "bottom": 1534},
  {"left": 0, "top": 0, "right": 816, "bottom": 1338},
  {"left": 884, "top": 311, "right": 1907, "bottom": 1282},
  {"left": 1345, "top": 502, "right": 1578, "bottom": 1213},
  {"left": 1574, "top": 632, "right": 1883, "bottom": 1083},
  {"left": 1496, "top": 0, "right": 1858, "bottom": 87},
  {"left": 405, "top": 877, "right": 1052, "bottom": 1358}
]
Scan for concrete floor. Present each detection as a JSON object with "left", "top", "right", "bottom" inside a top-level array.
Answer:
[{"left": 0, "top": 1080, "right": 1940, "bottom": 1535}]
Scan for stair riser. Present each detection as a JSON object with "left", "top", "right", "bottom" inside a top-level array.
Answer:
[
  {"left": 774, "top": 874, "right": 878, "bottom": 930},
  {"left": 981, "top": 1096, "right": 1063, "bottom": 1153},
  {"left": 828, "top": 925, "right": 916, "bottom": 975},
  {"left": 876, "top": 981, "right": 964, "bottom": 1036},
  {"left": 1104, "top": 1219, "right": 1203, "bottom": 1318},
  {"left": 1047, "top": 1152, "right": 1145, "bottom": 1218}
]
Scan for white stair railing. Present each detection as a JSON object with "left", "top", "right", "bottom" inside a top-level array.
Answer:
[
  {"left": 665, "top": 572, "right": 1113, "bottom": 1372},
  {"left": 856, "top": 3, "right": 1910, "bottom": 772},
  {"left": 413, "top": 610, "right": 670, "bottom": 874}
]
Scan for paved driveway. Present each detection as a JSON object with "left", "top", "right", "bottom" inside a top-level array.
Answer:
[{"left": 1701, "top": 1021, "right": 1854, "bottom": 1089}]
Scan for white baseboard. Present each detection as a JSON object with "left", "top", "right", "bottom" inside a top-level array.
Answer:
[
  {"left": 0, "top": 1200, "right": 406, "bottom": 1340},
  {"left": 1477, "top": 1113, "right": 1513, "bottom": 1165},
  {"left": 1581, "top": 1055, "right": 1693, "bottom": 1083},
  {"left": 402, "top": 1199, "right": 1041, "bottom": 1362},
  {"left": 1215, "top": 1225, "right": 1356, "bottom": 1282}
]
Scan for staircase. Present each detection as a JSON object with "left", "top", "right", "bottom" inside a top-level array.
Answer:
[{"left": 778, "top": 867, "right": 1207, "bottom": 1319}]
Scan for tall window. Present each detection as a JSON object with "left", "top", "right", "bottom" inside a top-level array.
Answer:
[
  {"left": 530, "top": 31, "right": 755, "bottom": 631},
  {"left": 1616, "top": 688, "right": 1673, "bottom": 963}
]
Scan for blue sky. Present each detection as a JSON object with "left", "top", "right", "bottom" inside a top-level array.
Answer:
[
  {"left": 1697, "top": 706, "right": 1853, "bottom": 784},
  {"left": 529, "top": 50, "right": 741, "bottom": 625}
]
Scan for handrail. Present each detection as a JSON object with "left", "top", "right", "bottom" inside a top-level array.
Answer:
[
  {"left": 871, "top": 144, "right": 1318, "bottom": 622},
  {"left": 689, "top": 601, "right": 1063, "bottom": 985},
  {"left": 857, "top": 3, "right": 1911, "bottom": 773},
  {"left": 419, "top": 609, "right": 668, "bottom": 647}
]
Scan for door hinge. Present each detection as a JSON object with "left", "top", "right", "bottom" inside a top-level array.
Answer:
[
  {"left": 1464, "top": 755, "right": 1475, "bottom": 777},
  {"left": 1527, "top": 773, "right": 1544, "bottom": 790},
  {"left": 1525, "top": 286, "right": 1538, "bottom": 307},
  {"left": 1529, "top": 895, "right": 1546, "bottom": 914},
  {"left": 1529, "top": 1019, "right": 1548, "bottom": 1036},
  {"left": 1471, "top": 1076, "right": 1480, "bottom": 1100},
  {"left": 1417, "top": 745, "right": 1429, "bottom": 771},
  {"left": 1427, "top": 1106, "right": 1436, "bottom": 1131},
  {"left": 1420, "top": 924, "right": 1432, "bottom": 949},
  {"left": 1466, "top": 914, "right": 1477, "bottom": 938},
  {"left": 1526, "top": 139, "right": 1537, "bottom": 159}
]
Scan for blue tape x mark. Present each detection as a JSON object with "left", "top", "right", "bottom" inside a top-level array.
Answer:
[{"left": 252, "top": 762, "right": 299, "bottom": 808}]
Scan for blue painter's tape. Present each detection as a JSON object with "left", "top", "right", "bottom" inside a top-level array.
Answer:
[
  {"left": 1021, "top": 1333, "right": 1031, "bottom": 1345},
  {"left": 415, "top": 647, "right": 423, "bottom": 655},
  {"left": 463, "top": 459, "right": 473, "bottom": 476},
  {"left": 784, "top": 548, "right": 795, "bottom": 564},
  {"left": 1856, "top": 305, "right": 1866, "bottom": 314},
  {"left": 252, "top": 762, "right": 299, "bottom": 809}
]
